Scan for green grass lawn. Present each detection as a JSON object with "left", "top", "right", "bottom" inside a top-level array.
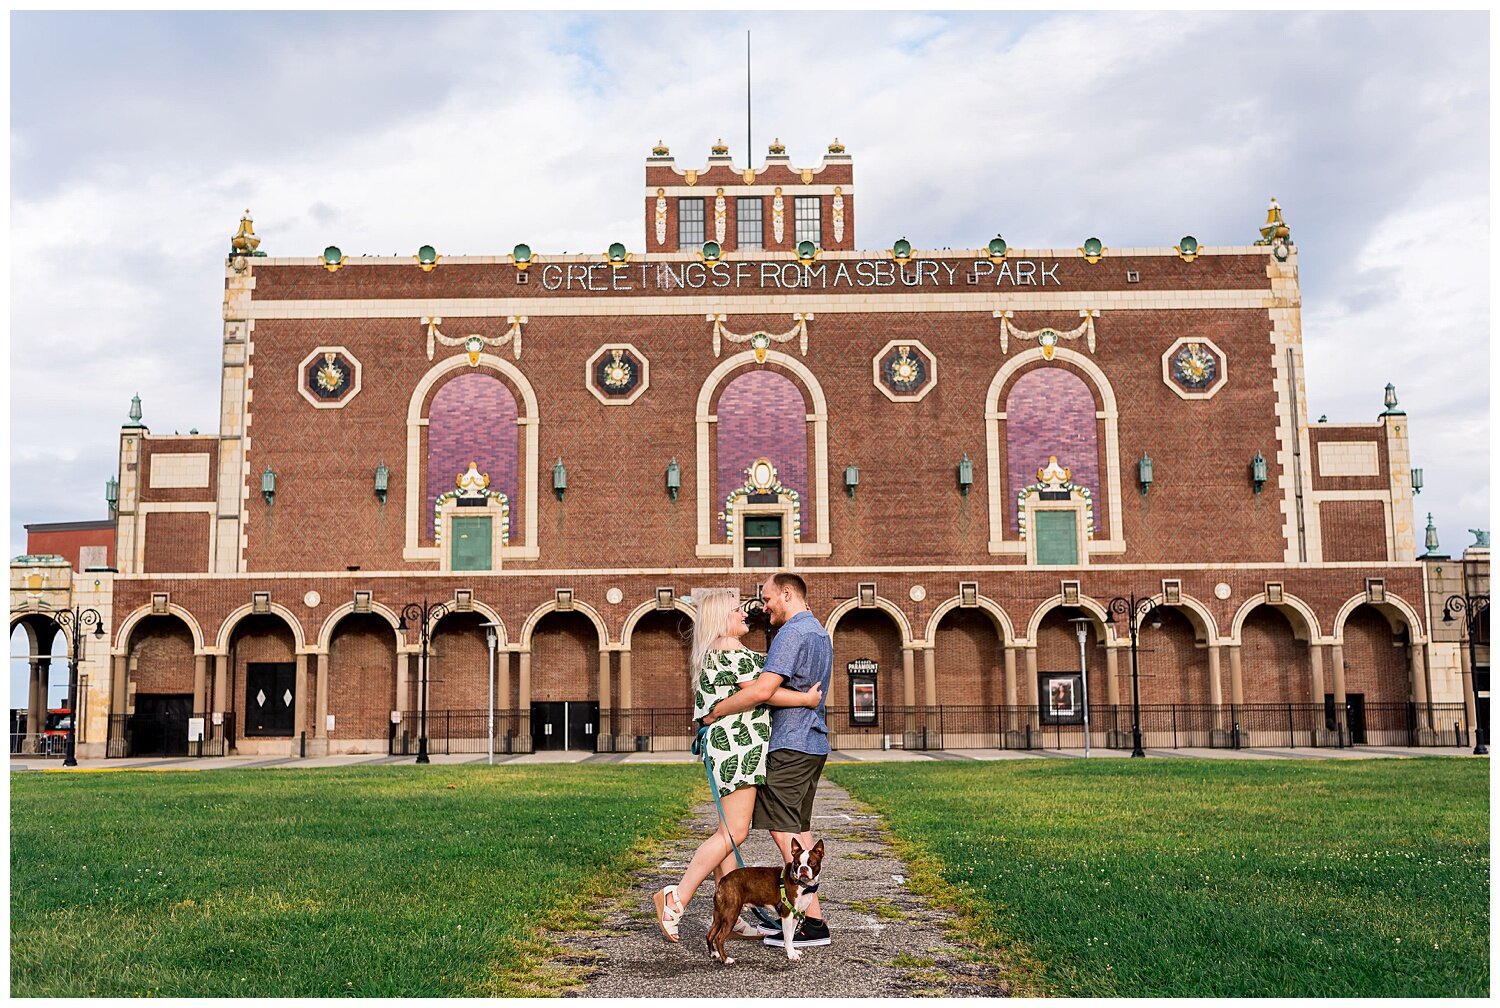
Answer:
[
  {"left": 828, "top": 757, "right": 1489, "bottom": 997},
  {"left": 10, "top": 764, "right": 700, "bottom": 997}
]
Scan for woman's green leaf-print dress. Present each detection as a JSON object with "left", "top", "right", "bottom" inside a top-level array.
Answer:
[{"left": 695, "top": 649, "right": 773, "bottom": 796}]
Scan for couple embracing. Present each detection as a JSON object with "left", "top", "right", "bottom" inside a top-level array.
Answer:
[{"left": 652, "top": 572, "right": 834, "bottom": 957}]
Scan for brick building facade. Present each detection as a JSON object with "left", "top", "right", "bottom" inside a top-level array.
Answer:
[{"left": 10, "top": 139, "right": 1489, "bottom": 757}]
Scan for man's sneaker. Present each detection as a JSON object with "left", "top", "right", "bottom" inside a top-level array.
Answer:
[{"left": 762, "top": 917, "right": 832, "bottom": 947}]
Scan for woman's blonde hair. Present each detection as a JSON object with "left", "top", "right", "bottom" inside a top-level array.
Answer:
[{"left": 690, "top": 588, "right": 739, "bottom": 674}]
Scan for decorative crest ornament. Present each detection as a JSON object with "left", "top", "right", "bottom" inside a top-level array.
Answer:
[
  {"left": 995, "top": 309, "right": 1099, "bottom": 358},
  {"left": 654, "top": 189, "right": 668, "bottom": 246},
  {"left": 456, "top": 462, "right": 491, "bottom": 497},
  {"left": 602, "top": 349, "right": 632, "bottom": 388},
  {"left": 424, "top": 315, "right": 528, "bottom": 363},
  {"left": 709, "top": 313, "right": 812, "bottom": 362},
  {"left": 720, "top": 457, "right": 802, "bottom": 543},
  {"left": 772, "top": 187, "right": 785, "bottom": 242},
  {"left": 315, "top": 352, "right": 345, "bottom": 393},
  {"left": 1172, "top": 342, "right": 1216, "bottom": 387},
  {"left": 832, "top": 187, "right": 845, "bottom": 243},
  {"left": 714, "top": 188, "right": 727, "bottom": 243},
  {"left": 1037, "top": 456, "right": 1073, "bottom": 488}
]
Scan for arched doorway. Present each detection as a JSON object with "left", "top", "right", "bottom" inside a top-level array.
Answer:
[
  {"left": 426, "top": 611, "right": 492, "bottom": 751},
  {"left": 1237, "top": 605, "right": 1315, "bottom": 745},
  {"left": 829, "top": 608, "right": 903, "bottom": 749},
  {"left": 932, "top": 608, "right": 1007, "bottom": 745},
  {"left": 123, "top": 614, "right": 196, "bottom": 757},
  {"left": 1340, "top": 604, "right": 1411, "bottom": 744},
  {"left": 529, "top": 611, "right": 600, "bottom": 752},
  {"left": 227, "top": 614, "right": 299, "bottom": 752},
  {"left": 624, "top": 608, "right": 693, "bottom": 751},
  {"left": 1130, "top": 607, "right": 1208, "bottom": 747},
  {"left": 9, "top": 617, "right": 66, "bottom": 755},
  {"left": 326, "top": 613, "right": 397, "bottom": 754},
  {"left": 1034, "top": 607, "right": 1109, "bottom": 747}
]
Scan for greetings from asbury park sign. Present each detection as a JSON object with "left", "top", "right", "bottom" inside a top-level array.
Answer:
[{"left": 537, "top": 257, "right": 1065, "bottom": 293}]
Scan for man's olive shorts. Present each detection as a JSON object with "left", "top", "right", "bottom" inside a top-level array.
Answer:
[{"left": 752, "top": 748, "right": 828, "bottom": 833}]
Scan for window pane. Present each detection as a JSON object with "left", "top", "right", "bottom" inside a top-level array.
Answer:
[
  {"left": 736, "top": 197, "right": 763, "bottom": 248},
  {"left": 678, "top": 198, "right": 705, "bottom": 246},
  {"left": 794, "top": 197, "right": 821, "bottom": 245},
  {"left": 744, "top": 516, "right": 782, "bottom": 538}
]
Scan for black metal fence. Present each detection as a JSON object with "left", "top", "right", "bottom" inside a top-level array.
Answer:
[
  {"left": 106, "top": 711, "right": 234, "bottom": 758},
  {"left": 390, "top": 709, "right": 534, "bottom": 756}
]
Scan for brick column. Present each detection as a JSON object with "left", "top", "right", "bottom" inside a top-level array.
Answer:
[
  {"left": 1227, "top": 645, "right": 1244, "bottom": 708},
  {"left": 193, "top": 655, "right": 208, "bottom": 714},
  {"left": 597, "top": 650, "right": 612, "bottom": 749},
  {"left": 293, "top": 653, "right": 307, "bottom": 739},
  {"left": 922, "top": 647, "right": 937, "bottom": 708},
  {"left": 1025, "top": 646, "right": 1040, "bottom": 730},
  {"left": 1330, "top": 643, "right": 1348, "bottom": 738},
  {"left": 314, "top": 654, "right": 329, "bottom": 739}
]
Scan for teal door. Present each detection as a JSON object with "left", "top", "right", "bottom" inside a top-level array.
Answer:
[
  {"left": 451, "top": 517, "right": 492, "bottom": 571},
  {"left": 1034, "top": 511, "right": 1078, "bottom": 565}
]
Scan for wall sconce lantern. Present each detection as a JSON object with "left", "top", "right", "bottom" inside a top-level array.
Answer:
[
  {"left": 1080, "top": 237, "right": 1105, "bottom": 264},
  {"left": 957, "top": 453, "right": 974, "bottom": 496},
  {"left": 1250, "top": 451, "right": 1268, "bottom": 494},
  {"left": 844, "top": 465, "right": 860, "bottom": 498},
  {"left": 1138, "top": 454, "right": 1154, "bottom": 495},
  {"left": 321, "top": 246, "right": 345, "bottom": 272},
  {"left": 987, "top": 236, "right": 1008, "bottom": 262},
  {"left": 510, "top": 243, "right": 534, "bottom": 271},
  {"left": 552, "top": 458, "right": 568, "bottom": 501},
  {"left": 374, "top": 461, "right": 389, "bottom": 503},
  {"left": 890, "top": 237, "right": 912, "bottom": 266},
  {"left": 1411, "top": 467, "right": 1423, "bottom": 495},
  {"left": 605, "top": 242, "right": 631, "bottom": 269},
  {"left": 415, "top": 245, "right": 440, "bottom": 271},
  {"left": 105, "top": 476, "right": 119, "bottom": 511},
  {"left": 1177, "top": 235, "right": 1199, "bottom": 262},
  {"left": 665, "top": 458, "right": 681, "bottom": 500},
  {"left": 261, "top": 466, "right": 277, "bottom": 505},
  {"left": 699, "top": 240, "right": 722, "bottom": 264},
  {"left": 796, "top": 240, "right": 820, "bottom": 266}
]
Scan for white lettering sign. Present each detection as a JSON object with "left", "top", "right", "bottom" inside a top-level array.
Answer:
[{"left": 538, "top": 258, "right": 1062, "bottom": 293}]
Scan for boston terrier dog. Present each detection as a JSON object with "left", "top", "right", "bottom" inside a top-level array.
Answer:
[{"left": 705, "top": 838, "right": 825, "bottom": 965}]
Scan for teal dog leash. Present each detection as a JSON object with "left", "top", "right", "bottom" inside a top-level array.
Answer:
[{"left": 693, "top": 724, "right": 781, "bottom": 930}]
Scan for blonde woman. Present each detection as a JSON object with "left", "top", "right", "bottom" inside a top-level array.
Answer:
[{"left": 652, "top": 587, "right": 823, "bottom": 943}]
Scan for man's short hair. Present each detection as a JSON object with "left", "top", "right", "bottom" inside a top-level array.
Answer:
[{"left": 768, "top": 572, "right": 807, "bottom": 599}]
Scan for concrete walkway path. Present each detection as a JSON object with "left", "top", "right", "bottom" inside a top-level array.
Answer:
[{"left": 562, "top": 779, "right": 1011, "bottom": 998}]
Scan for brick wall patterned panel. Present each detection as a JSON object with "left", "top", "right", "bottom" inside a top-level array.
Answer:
[
  {"left": 1240, "top": 607, "right": 1310, "bottom": 704},
  {"left": 932, "top": 610, "right": 1004, "bottom": 707},
  {"left": 531, "top": 612, "right": 598, "bottom": 702},
  {"left": 142, "top": 512, "right": 210, "bottom": 574},
  {"left": 1341, "top": 605, "right": 1409, "bottom": 704},
  {"left": 327, "top": 615, "right": 397, "bottom": 741},
  {"left": 1134, "top": 609, "right": 1209, "bottom": 705},
  {"left": 631, "top": 610, "right": 693, "bottom": 711},
  {"left": 1005, "top": 368, "right": 1103, "bottom": 535},
  {"left": 429, "top": 614, "right": 492, "bottom": 715},
  {"left": 1319, "top": 501, "right": 1388, "bottom": 562},
  {"left": 830, "top": 609, "right": 903, "bottom": 737},
  {"left": 424, "top": 374, "right": 520, "bottom": 545},
  {"left": 129, "top": 616, "right": 195, "bottom": 696},
  {"left": 716, "top": 370, "right": 812, "bottom": 534}
]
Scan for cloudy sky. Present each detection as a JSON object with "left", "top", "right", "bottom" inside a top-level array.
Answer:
[{"left": 7, "top": 11, "right": 1489, "bottom": 702}]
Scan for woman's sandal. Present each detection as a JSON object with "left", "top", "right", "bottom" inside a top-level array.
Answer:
[
  {"left": 729, "top": 917, "right": 762, "bottom": 940},
  {"left": 652, "top": 886, "right": 684, "bottom": 942}
]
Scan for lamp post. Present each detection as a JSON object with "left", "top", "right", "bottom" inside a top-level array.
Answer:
[
  {"left": 1105, "top": 594, "right": 1164, "bottom": 758},
  {"left": 1443, "top": 590, "right": 1489, "bottom": 756},
  {"left": 1068, "top": 617, "right": 1091, "bottom": 758},
  {"left": 47, "top": 606, "right": 105, "bottom": 768},
  {"left": 481, "top": 622, "right": 501, "bottom": 765},
  {"left": 398, "top": 599, "right": 450, "bottom": 764}
]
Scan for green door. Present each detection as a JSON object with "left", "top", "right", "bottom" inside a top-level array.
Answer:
[
  {"left": 451, "top": 516, "right": 492, "bottom": 571},
  {"left": 1034, "top": 511, "right": 1078, "bottom": 565}
]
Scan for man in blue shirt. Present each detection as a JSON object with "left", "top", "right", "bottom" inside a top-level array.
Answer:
[{"left": 703, "top": 571, "right": 833, "bottom": 948}]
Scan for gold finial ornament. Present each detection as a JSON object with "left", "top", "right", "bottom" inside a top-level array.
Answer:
[
  {"left": 651, "top": 140, "right": 670, "bottom": 157},
  {"left": 828, "top": 137, "right": 846, "bottom": 154},
  {"left": 1256, "top": 197, "right": 1292, "bottom": 245},
  {"left": 711, "top": 138, "right": 729, "bottom": 156},
  {"left": 230, "top": 209, "right": 262, "bottom": 256}
]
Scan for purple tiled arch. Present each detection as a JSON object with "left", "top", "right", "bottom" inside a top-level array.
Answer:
[
  {"left": 716, "top": 370, "right": 811, "bottom": 536},
  {"left": 425, "top": 373, "right": 520, "bottom": 544},
  {"left": 1005, "top": 368, "right": 1103, "bottom": 535}
]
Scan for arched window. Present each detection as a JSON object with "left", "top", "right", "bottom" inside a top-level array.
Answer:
[{"left": 715, "top": 370, "right": 810, "bottom": 568}]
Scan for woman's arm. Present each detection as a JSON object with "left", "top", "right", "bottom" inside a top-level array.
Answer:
[
  {"left": 701, "top": 671, "right": 783, "bottom": 721},
  {"left": 767, "top": 683, "right": 822, "bottom": 709}
]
